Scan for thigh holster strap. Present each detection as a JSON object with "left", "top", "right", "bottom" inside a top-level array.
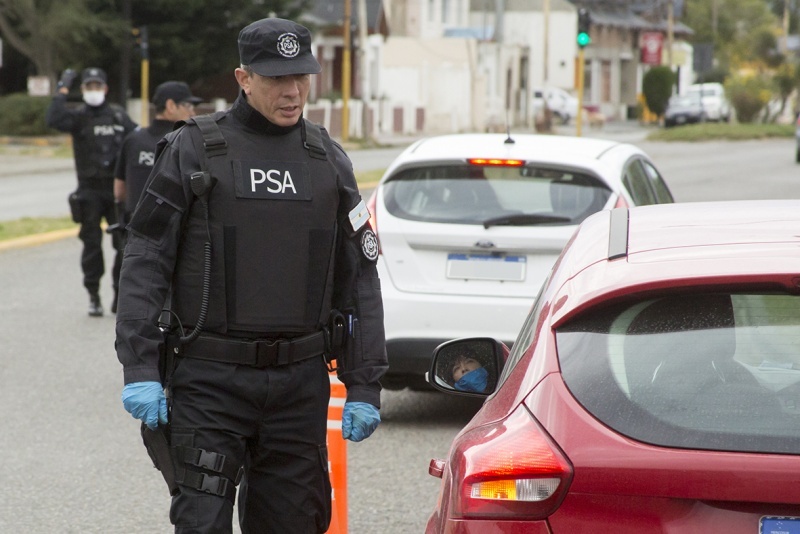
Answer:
[{"left": 173, "top": 445, "right": 243, "bottom": 503}]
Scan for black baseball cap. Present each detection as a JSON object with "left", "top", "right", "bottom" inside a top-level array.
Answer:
[
  {"left": 81, "top": 67, "right": 107, "bottom": 85},
  {"left": 238, "top": 18, "right": 322, "bottom": 77},
  {"left": 153, "top": 81, "right": 203, "bottom": 107}
]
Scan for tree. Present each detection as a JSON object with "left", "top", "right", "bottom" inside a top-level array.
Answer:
[
  {"left": 126, "top": 0, "right": 312, "bottom": 100},
  {"left": 0, "top": 0, "right": 125, "bottom": 90},
  {"left": 642, "top": 66, "right": 675, "bottom": 117}
]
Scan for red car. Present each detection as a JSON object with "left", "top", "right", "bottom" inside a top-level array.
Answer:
[{"left": 425, "top": 200, "right": 800, "bottom": 533}]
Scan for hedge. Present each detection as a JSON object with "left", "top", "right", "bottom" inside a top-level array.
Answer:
[{"left": 0, "top": 93, "right": 61, "bottom": 136}]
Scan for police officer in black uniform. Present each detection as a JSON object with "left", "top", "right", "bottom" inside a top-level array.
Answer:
[
  {"left": 46, "top": 67, "right": 138, "bottom": 316},
  {"left": 110, "top": 82, "right": 201, "bottom": 313},
  {"left": 114, "top": 81, "right": 201, "bottom": 218},
  {"left": 116, "top": 18, "right": 388, "bottom": 534}
]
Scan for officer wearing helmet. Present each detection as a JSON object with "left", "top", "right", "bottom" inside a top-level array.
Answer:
[
  {"left": 115, "top": 17, "right": 387, "bottom": 533},
  {"left": 46, "top": 67, "right": 138, "bottom": 316}
]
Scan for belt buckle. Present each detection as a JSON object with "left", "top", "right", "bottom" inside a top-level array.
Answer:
[{"left": 255, "top": 339, "right": 279, "bottom": 368}]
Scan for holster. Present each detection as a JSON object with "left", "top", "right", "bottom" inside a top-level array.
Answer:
[
  {"left": 324, "top": 309, "right": 356, "bottom": 372},
  {"left": 141, "top": 423, "right": 180, "bottom": 496},
  {"left": 67, "top": 191, "right": 83, "bottom": 224}
]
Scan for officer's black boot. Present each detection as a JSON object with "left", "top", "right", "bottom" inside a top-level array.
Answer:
[
  {"left": 110, "top": 288, "right": 118, "bottom": 314},
  {"left": 88, "top": 293, "right": 103, "bottom": 317}
]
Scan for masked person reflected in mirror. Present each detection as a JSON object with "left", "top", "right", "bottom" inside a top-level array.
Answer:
[
  {"left": 46, "top": 67, "right": 138, "bottom": 316},
  {"left": 115, "top": 17, "right": 388, "bottom": 534},
  {"left": 109, "top": 81, "right": 202, "bottom": 313},
  {"left": 451, "top": 354, "right": 489, "bottom": 393}
]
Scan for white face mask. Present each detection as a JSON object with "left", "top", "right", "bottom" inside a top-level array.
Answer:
[{"left": 82, "top": 90, "right": 105, "bottom": 107}]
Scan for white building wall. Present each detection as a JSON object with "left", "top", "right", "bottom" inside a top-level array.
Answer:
[{"left": 379, "top": 36, "right": 477, "bottom": 132}]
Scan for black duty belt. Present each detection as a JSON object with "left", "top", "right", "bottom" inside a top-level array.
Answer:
[{"left": 181, "top": 331, "right": 326, "bottom": 368}]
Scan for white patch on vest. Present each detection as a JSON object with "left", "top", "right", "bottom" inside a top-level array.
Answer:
[
  {"left": 361, "top": 229, "right": 379, "bottom": 262},
  {"left": 277, "top": 33, "right": 300, "bottom": 58},
  {"left": 250, "top": 169, "right": 297, "bottom": 194},
  {"left": 94, "top": 125, "right": 116, "bottom": 136},
  {"left": 138, "top": 151, "right": 155, "bottom": 166},
  {"left": 348, "top": 200, "right": 370, "bottom": 232}
]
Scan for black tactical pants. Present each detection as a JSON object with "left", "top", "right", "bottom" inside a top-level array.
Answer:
[
  {"left": 76, "top": 187, "right": 121, "bottom": 296},
  {"left": 168, "top": 354, "right": 332, "bottom": 534}
]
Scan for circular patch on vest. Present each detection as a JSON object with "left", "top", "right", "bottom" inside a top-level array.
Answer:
[
  {"left": 361, "top": 229, "right": 379, "bottom": 262},
  {"left": 277, "top": 33, "right": 300, "bottom": 58}
]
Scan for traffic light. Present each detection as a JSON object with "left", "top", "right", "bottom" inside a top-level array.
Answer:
[
  {"left": 577, "top": 9, "right": 591, "bottom": 48},
  {"left": 131, "top": 26, "right": 149, "bottom": 60}
]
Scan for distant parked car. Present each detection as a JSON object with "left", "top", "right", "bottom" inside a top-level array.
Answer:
[
  {"left": 687, "top": 82, "right": 731, "bottom": 122},
  {"left": 425, "top": 199, "right": 800, "bottom": 533},
  {"left": 664, "top": 93, "right": 706, "bottom": 127},
  {"left": 532, "top": 87, "right": 579, "bottom": 124},
  {"left": 367, "top": 133, "right": 674, "bottom": 390}
]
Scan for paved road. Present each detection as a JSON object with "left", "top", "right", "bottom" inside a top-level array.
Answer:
[
  {"left": 0, "top": 235, "right": 484, "bottom": 533},
  {"left": 2, "top": 125, "right": 798, "bottom": 532}
]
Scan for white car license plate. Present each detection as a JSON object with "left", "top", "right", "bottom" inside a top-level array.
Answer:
[
  {"left": 446, "top": 253, "right": 526, "bottom": 282},
  {"left": 760, "top": 517, "right": 800, "bottom": 534}
]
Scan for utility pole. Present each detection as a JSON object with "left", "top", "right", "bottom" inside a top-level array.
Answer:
[
  {"left": 667, "top": 0, "right": 674, "bottom": 68},
  {"left": 783, "top": 0, "right": 790, "bottom": 54},
  {"left": 712, "top": 0, "right": 719, "bottom": 36},
  {"left": 341, "top": 0, "right": 352, "bottom": 142},
  {"left": 132, "top": 26, "right": 150, "bottom": 127},
  {"left": 358, "top": 0, "right": 370, "bottom": 142}
]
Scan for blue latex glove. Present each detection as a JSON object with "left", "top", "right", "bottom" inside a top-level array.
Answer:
[
  {"left": 121, "top": 381, "right": 168, "bottom": 430},
  {"left": 341, "top": 401, "right": 380, "bottom": 442},
  {"left": 455, "top": 366, "right": 488, "bottom": 393}
]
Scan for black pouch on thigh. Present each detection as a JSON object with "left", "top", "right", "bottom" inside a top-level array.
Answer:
[{"left": 68, "top": 190, "right": 83, "bottom": 223}]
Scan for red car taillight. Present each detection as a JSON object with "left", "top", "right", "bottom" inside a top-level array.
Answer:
[
  {"left": 450, "top": 405, "right": 572, "bottom": 520},
  {"left": 365, "top": 189, "right": 381, "bottom": 255}
]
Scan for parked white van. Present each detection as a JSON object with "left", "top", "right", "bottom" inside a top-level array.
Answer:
[
  {"left": 533, "top": 87, "right": 580, "bottom": 124},
  {"left": 686, "top": 83, "right": 731, "bottom": 122}
]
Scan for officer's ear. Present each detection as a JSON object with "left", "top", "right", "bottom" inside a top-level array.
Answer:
[{"left": 234, "top": 68, "right": 252, "bottom": 95}]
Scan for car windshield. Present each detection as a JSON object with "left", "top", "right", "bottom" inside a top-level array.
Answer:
[
  {"left": 382, "top": 164, "right": 612, "bottom": 226},
  {"left": 669, "top": 95, "right": 701, "bottom": 107},
  {"left": 556, "top": 292, "right": 800, "bottom": 455}
]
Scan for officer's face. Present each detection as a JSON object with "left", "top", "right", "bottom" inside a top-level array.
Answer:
[{"left": 235, "top": 68, "right": 310, "bottom": 127}]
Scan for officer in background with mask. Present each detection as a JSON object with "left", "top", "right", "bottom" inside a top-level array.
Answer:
[
  {"left": 110, "top": 81, "right": 201, "bottom": 299},
  {"left": 115, "top": 17, "right": 387, "bottom": 533},
  {"left": 46, "top": 67, "right": 138, "bottom": 316}
]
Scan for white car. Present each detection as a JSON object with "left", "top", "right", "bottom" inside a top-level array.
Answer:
[
  {"left": 366, "top": 133, "right": 674, "bottom": 390},
  {"left": 686, "top": 82, "right": 731, "bottom": 122},
  {"left": 532, "top": 87, "right": 579, "bottom": 124}
]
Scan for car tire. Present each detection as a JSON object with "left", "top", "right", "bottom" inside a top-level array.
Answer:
[{"left": 795, "top": 147, "right": 800, "bottom": 163}]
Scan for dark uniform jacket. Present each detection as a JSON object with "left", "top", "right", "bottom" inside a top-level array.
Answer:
[
  {"left": 114, "top": 119, "right": 174, "bottom": 213},
  {"left": 46, "top": 93, "right": 137, "bottom": 187},
  {"left": 115, "top": 93, "right": 388, "bottom": 408}
]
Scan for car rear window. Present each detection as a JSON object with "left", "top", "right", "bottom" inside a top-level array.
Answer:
[
  {"left": 382, "top": 164, "right": 611, "bottom": 226},
  {"left": 556, "top": 292, "right": 800, "bottom": 455}
]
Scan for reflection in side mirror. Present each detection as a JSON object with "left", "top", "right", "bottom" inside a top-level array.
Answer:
[{"left": 426, "top": 337, "right": 506, "bottom": 396}]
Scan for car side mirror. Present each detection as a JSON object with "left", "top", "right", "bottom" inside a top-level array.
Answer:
[{"left": 425, "top": 337, "right": 507, "bottom": 396}]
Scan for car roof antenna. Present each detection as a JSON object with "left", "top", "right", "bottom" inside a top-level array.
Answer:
[{"left": 504, "top": 110, "right": 515, "bottom": 144}]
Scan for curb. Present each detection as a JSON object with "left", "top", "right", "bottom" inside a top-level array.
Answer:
[{"left": 0, "top": 227, "right": 78, "bottom": 253}]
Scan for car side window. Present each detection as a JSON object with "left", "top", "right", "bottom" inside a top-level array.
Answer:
[
  {"left": 640, "top": 160, "right": 674, "bottom": 203},
  {"left": 496, "top": 271, "right": 551, "bottom": 388},
  {"left": 557, "top": 292, "right": 800, "bottom": 455},
  {"left": 622, "top": 159, "right": 657, "bottom": 206}
]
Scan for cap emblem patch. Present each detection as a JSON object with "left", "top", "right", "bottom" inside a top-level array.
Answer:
[{"left": 277, "top": 33, "right": 300, "bottom": 58}]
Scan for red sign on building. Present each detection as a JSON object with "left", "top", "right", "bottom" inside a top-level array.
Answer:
[{"left": 640, "top": 32, "right": 664, "bottom": 66}]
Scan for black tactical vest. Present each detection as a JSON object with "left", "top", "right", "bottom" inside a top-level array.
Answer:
[
  {"left": 75, "top": 105, "right": 127, "bottom": 181},
  {"left": 173, "top": 114, "right": 339, "bottom": 336}
]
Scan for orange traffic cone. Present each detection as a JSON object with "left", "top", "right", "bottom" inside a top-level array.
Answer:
[{"left": 326, "top": 372, "right": 348, "bottom": 534}]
